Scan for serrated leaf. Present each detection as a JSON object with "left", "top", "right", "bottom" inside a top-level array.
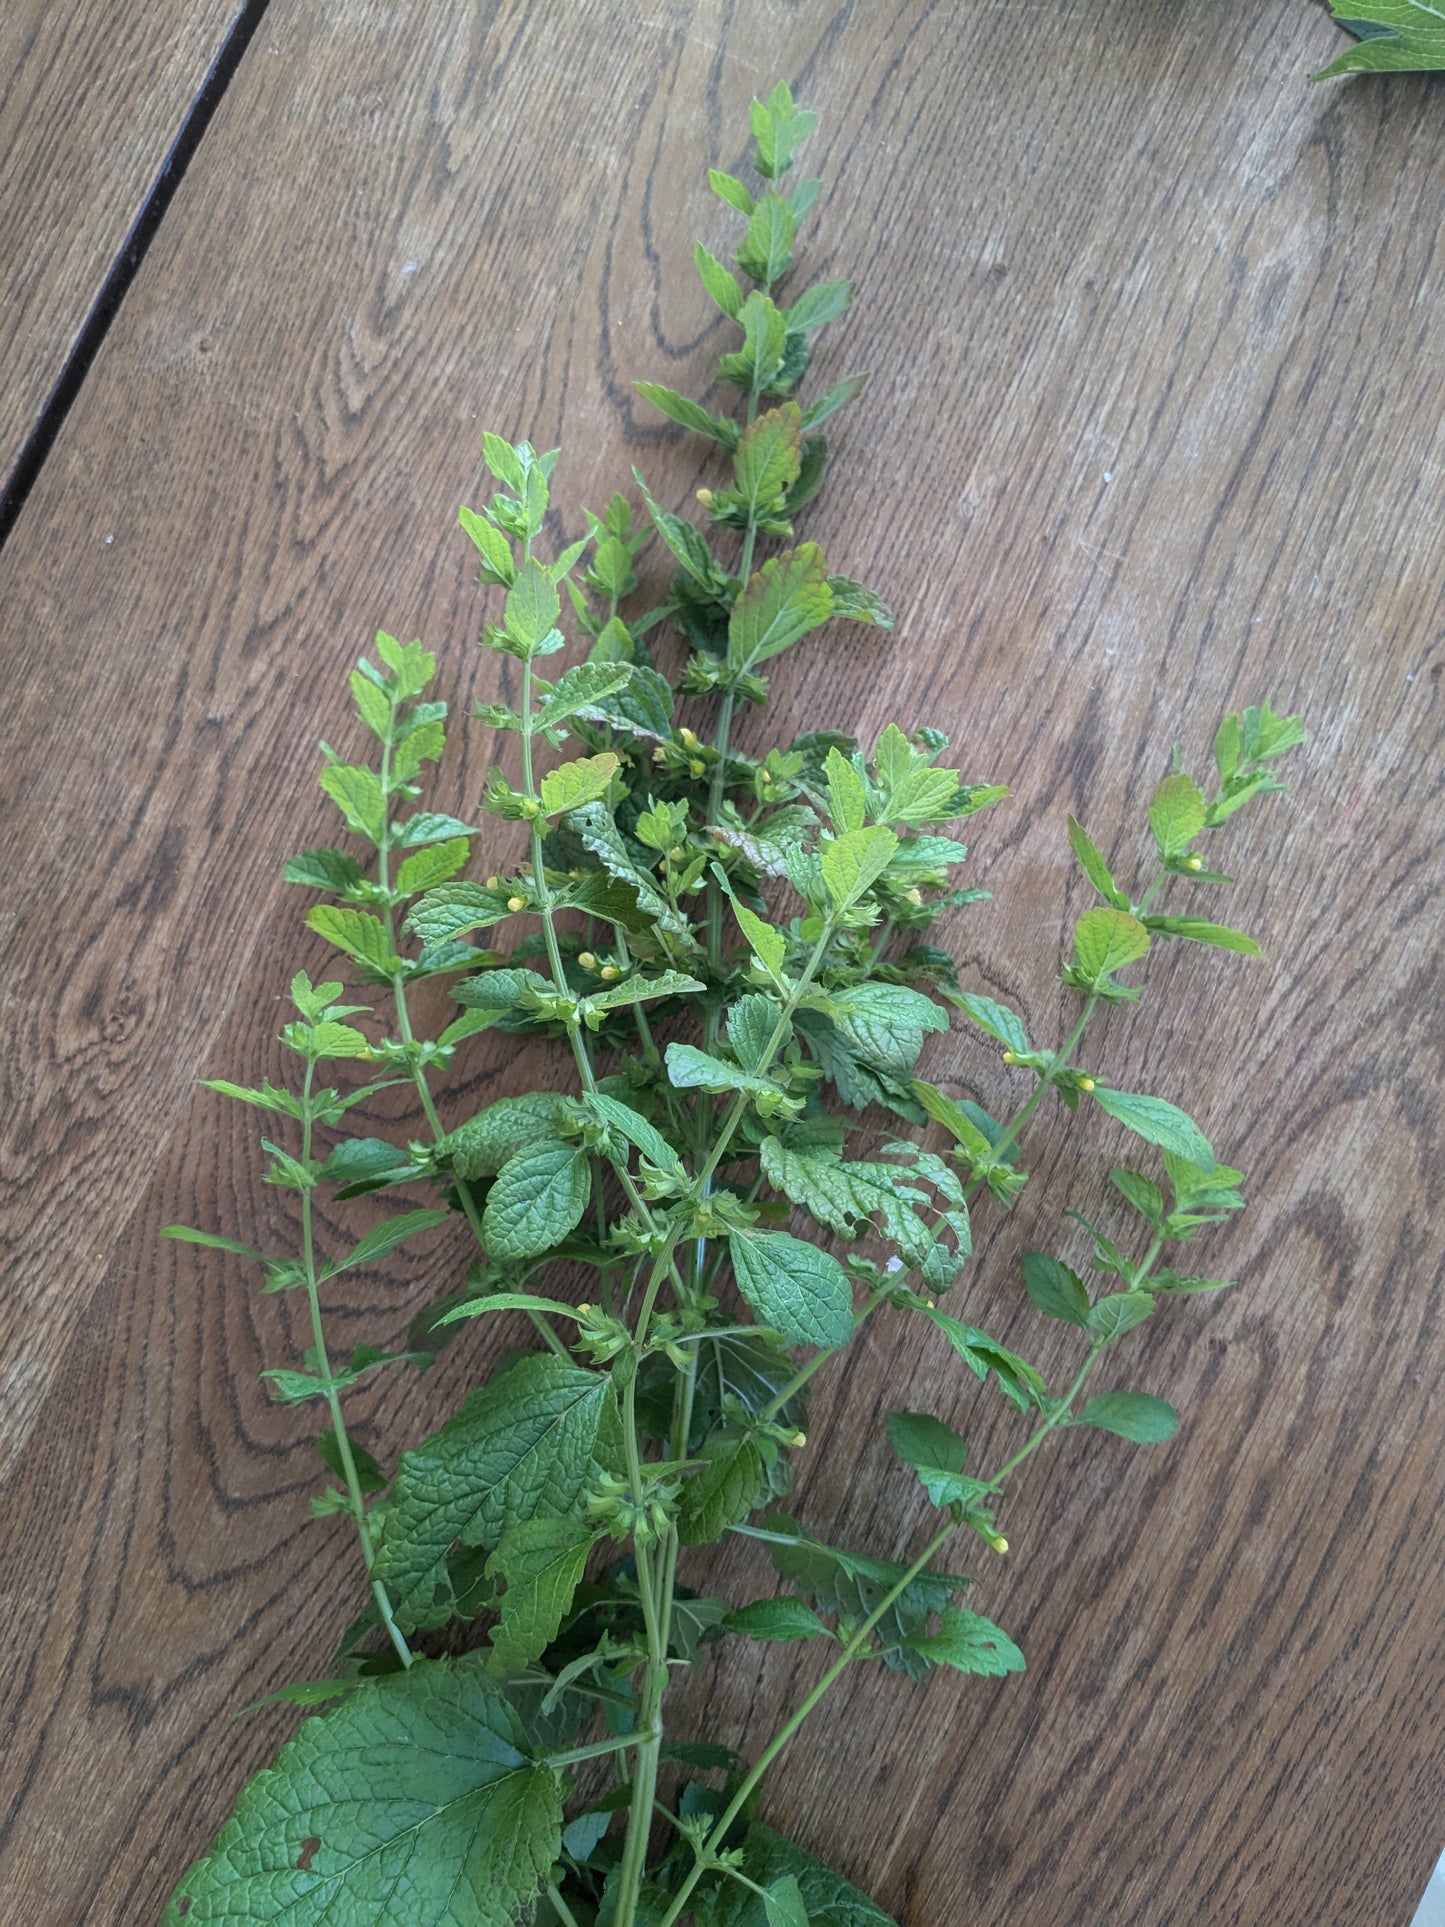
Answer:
[
  {"left": 708, "top": 168, "right": 755, "bottom": 215},
  {"left": 318, "top": 763, "right": 386, "bottom": 844},
  {"left": 954, "top": 993, "right": 1028, "bottom": 1054},
  {"left": 764, "top": 1876, "right": 811, "bottom": 1927},
  {"left": 1073, "top": 906, "right": 1150, "bottom": 983},
  {"left": 581, "top": 969, "right": 703, "bottom": 1014},
  {"left": 885, "top": 1410, "right": 977, "bottom": 1508},
  {"left": 583, "top": 1090, "right": 686, "bottom": 1180},
  {"left": 392, "top": 718, "right": 446, "bottom": 785},
  {"left": 807, "top": 982, "right": 947, "bottom": 1072},
  {"left": 537, "top": 661, "right": 632, "bottom": 730},
  {"left": 486, "top": 1518, "right": 599, "bottom": 1672},
  {"left": 396, "top": 837, "right": 471, "bottom": 896},
  {"left": 724, "top": 1598, "right": 829, "bottom": 1644},
  {"left": 734, "top": 403, "right": 804, "bottom": 510},
  {"left": 375, "top": 632, "right": 435, "bottom": 699},
  {"left": 634, "top": 381, "right": 740, "bottom": 448},
  {"left": 824, "top": 744, "right": 867, "bottom": 834},
  {"left": 749, "top": 80, "right": 816, "bottom": 180},
  {"left": 665, "top": 1041, "right": 778, "bottom": 1102},
  {"left": 459, "top": 503, "right": 516, "bottom": 583},
  {"left": 907, "top": 1607, "right": 1025, "bottom": 1678},
  {"left": 1109, "top": 1168, "right": 1165, "bottom": 1225},
  {"left": 540, "top": 753, "right": 619, "bottom": 817},
  {"left": 1021, "top": 1252, "right": 1091, "bottom": 1327},
  {"left": 395, "top": 811, "right": 477, "bottom": 847},
  {"left": 728, "top": 1229, "right": 853, "bottom": 1351},
  {"left": 1312, "top": 1, "right": 1445, "bottom": 77},
  {"left": 1087, "top": 1291, "right": 1156, "bottom": 1340},
  {"left": 373, "top": 1354, "right": 619, "bottom": 1626},
  {"left": 1144, "top": 917, "right": 1261, "bottom": 956},
  {"left": 819, "top": 825, "right": 899, "bottom": 910},
  {"left": 635, "top": 476, "right": 719, "bottom": 587},
  {"left": 305, "top": 905, "right": 400, "bottom": 975},
  {"left": 695, "top": 241, "right": 743, "bottom": 317},
  {"left": 504, "top": 559, "right": 562, "bottom": 655},
  {"left": 1077, "top": 1390, "right": 1179, "bottom": 1442},
  {"left": 787, "top": 278, "right": 852, "bottom": 335},
  {"left": 800, "top": 373, "right": 868, "bottom": 430},
  {"left": 307, "top": 1021, "right": 374, "bottom": 1060},
  {"left": 728, "top": 543, "right": 834, "bottom": 671},
  {"left": 1067, "top": 815, "right": 1129, "bottom": 908},
  {"left": 738, "top": 190, "right": 796, "bottom": 286},
  {"left": 1148, "top": 772, "right": 1207, "bottom": 859},
  {"left": 677, "top": 1437, "right": 766, "bottom": 1547},
  {"left": 164, "top": 1657, "right": 561, "bottom": 1926},
  {"left": 1090, "top": 1087, "right": 1214, "bottom": 1166},
  {"left": 284, "top": 846, "right": 366, "bottom": 894},
  {"left": 732, "top": 899, "right": 789, "bottom": 985},
  {"left": 328, "top": 1208, "right": 450, "bottom": 1277},
  {"left": 825, "top": 576, "right": 894, "bottom": 628},
  {"left": 162, "top": 1225, "right": 264, "bottom": 1262},
  {"left": 435, "top": 1094, "right": 572, "bottom": 1181},
  {"left": 483, "top": 1142, "right": 591, "bottom": 1261}
]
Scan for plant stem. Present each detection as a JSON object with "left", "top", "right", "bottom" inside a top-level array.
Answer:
[{"left": 297, "top": 1060, "right": 413, "bottom": 1670}]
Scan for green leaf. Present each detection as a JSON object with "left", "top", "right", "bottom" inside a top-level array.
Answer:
[
  {"left": 1312, "top": 1, "right": 1445, "bottom": 77},
  {"left": 483, "top": 1142, "right": 591, "bottom": 1261},
  {"left": 764, "top": 1876, "right": 811, "bottom": 1927},
  {"left": 391, "top": 718, "right": 446, "bottom": 786},
  {"left": 537, "top": 661, "right": 632, "bottom": 730},
  {"left": 800, "top": 374, "right": 868, "bottom": 430},
  {"left": 1090, "top": 1086, "right": 1214, "bottom": 1166},
  {"left": 806, "top": 982, "right": 947, "bottom": 1072},
  {"left": 1087, "top": 1291, "right": 1156, "bottom": 1340},
  {"left": 1076, "top": 1390, "right": 1179, "bottom": 1442},
  {"left": 634, "top": 381, "right": 740, "bottom": 449},
  {"left": 435, "top": 1092, "right": 572, "bottom": 1180},
  {"left": 786, "top": 278, "right": 852, "bottom": 335},
  {"left": 540, "top": 752, "right": 619, "bottom": 817},
  {"left": 750, "top": 80, "right": 816, "bottom": 180},
  {"left": 708, "top": 168, "right": 755, "bottom": 215},
  {"left": 885, "top": 1410, "right": 977, "bottom": 1509},
  {"left": 486, "top": 1518, "right": 599, "bottom": 1671},
  {"left": 734, "top": 404, "right": 804, "bottom": 510},
  {"left": 584, "top": 1090, "right": 687, "bottom": 1180},
  {"left": 695, "top": 241, "right": 743, "bottom": 317},
  {"left": 702, "top": 1825, "right": 897, "bottom": 1927},
  {"left": 819, "top": 825, "right": 899, "bottom": 910},
  {"left": 728, "top": 544, "right": 834, "bottom": 671},
  {"left": 396, "top": 811, "right": 478, "bottom": 847},
  {"left": 327, "top": 1208, "right": 450, "bottom": 1277},
  {"left": 164, "top": 1657, "right": 561, "bottom": 1926},
  {"left": 718, "top": 290, "right": 789, "bottom": 394},
  {"left": 665, "top": 1041, "right": 778, "bottom": 1102},
  {"left": 1067, "top": 815, "right": 1129, "bottom": 908},
  {"left": 432, "top": 1292, "right": 588, "bottom": 1330},
  {"left": 459, "top": 504, "right": 516, "bottom": 583},
  {"left": 1110, "top": 1168, "right": 1165, "bottom": 1225},
  {"left": 305, "top": 905, "right": 399, "bottom": 974},
  {"left": 395, "top": 837, "right": 470, "bottom": 896},
  {"left": 907, "top": 1607, "right": 1025, "bottom": 1678},
  {"left": 738, "top": 190, "right": 795, "bottom": 286},
  {"left": 1148, "top": 772, "right": 1207, "bottom": 859},
  {"left": 724, "top": 1598, "right": 829, "bottom": 1644},
  {"left": 677, "top": 1437, "right": 766, "bottom": 1547},
  {"left": 284, "top": 846, "right": 366, "bottom": 894},
  {"left": 504, "top": 559, "right": 563, "bottom": 656},
  {"left": 1143, "top": 917, "right": 1261, "bottom": 956},
  {"left": 824, "top": 744, "right": 867, "bottom": 834},
  {"left": 728, "top": 993, "right": 784, "bottom": 1072},
  {"left": 732, "top": 898, "right": 789, "bottom": 986},
  {"left": 318, "top": 763, "right": 385, "bottom": 844},
  {"left": 581, "top": 969, "right": 704, "bottom": 1015},
  {"left": 373, "top": 1354, "right": 619, "bottom": 1626},
  {"left": 1021, "top": 1252, "right": 1091, "bottom": 1327},
  {"left": 306, "top": 1021, "right": 374, "bottom": 1060},
  {"left": 635, "top": 477, "right": 720, "bottom": 587},
  {"left": 375, "top": 632, "right": 435, "bottom": 699},
  {"left": 1073, "top": 906, "right": 1150, "bottom": 984},
  {"left": 728, "top": 1229, "right": 854, "bottom": 1350},
  {"left": 162, "top": 1225, "right": 264, "bottom": 1262},
  {"left": 825, "top": 576, "right": 894, "bottom": 628},
  {"left": 953, "top": 993, "right": 1028, "bottom": 1055}
]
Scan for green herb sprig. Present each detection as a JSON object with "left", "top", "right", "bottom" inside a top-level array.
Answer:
[{"left": 163, "top": 82, "right": 1305, "bottom": 1927}]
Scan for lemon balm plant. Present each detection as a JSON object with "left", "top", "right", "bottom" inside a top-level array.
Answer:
[{"left": 164, "top": 84, "right": 1304, "bottom": 1927}]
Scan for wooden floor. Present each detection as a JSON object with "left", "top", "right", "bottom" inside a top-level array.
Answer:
[{"left": 1, "top": 4, "right": 1441, "bottom": 1921}]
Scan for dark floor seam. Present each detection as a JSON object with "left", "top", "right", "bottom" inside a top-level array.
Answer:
[{"left": 0, "top": 0, "right": 275, "bottom": 556}]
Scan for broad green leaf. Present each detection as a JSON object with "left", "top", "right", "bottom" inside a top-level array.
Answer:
[
  {"left": 318, "top": 763, "right": 385, "bottom": 844},
  {"left": 581, "top": 969, "right": 704, "bottom": 1014},
  {"left": 163, "top": 1657, "right": 561, "bottom": 1926},
  {"left": 825, "top": 575, "right": 894, "bottom": 628},
  {"left": 408, "top": 880, "right": 513, "bottom": 946},
  {"left": 540, "top": 752, "right": 619, "bottom": 817},
  {"left": 504, "top": 560, "right": 562, "bottom": 655},
  {"left": 724, "top": 1598, "right": 829, "bottom": 1644},
  {"left": 907, "top": 1607, "right": 1025, "bottom": 1678},
  {"left": 734, "top": 404, "right": 804, "bottom": 510},
  {"left": 912, "top": 1080, "right": 995, "bottom": 1164},
  {"left": 483, "top": 1142, "right": 591, "bottom": 1261},
  {"left": 738, "top": 190, "right": 796, "bottom": 286},
  {"left": 1148, "top": 772, "right": 1207, "bottom": 859},
  {"left": 750, "top": 80, "right": 816, "bottom": 179},
  {"left": 728, "top": 544, "right": 834, "bottom": 671},
  {"left": 486, "top": 1518, "right": 599, "bottom": 1671},
  {"left": 878, "top": 763, "right": 960, "bottom": 827},
  {"left": 537, "top": 661, "right": 632, "bottom": 729},
  {"left": 634, "top": 381, "right": 740, "bottom": 448},
  {"left": 786, "top": 278, "right": 852, "bottom": 335},
  {"left": 1144, "top": 916, "right": 1261, "bottom": 956},
  {"left": 1021, "top": 1252, "right": 1091, "bottom": 1327},
  {"left": 800, "top": 373, "right": 868, "bottom": 430},
  {"left": 328, "top": 1208, "right": 451, "bottom": 1277},
  {"left": 284, "top": 846, "right": 366, "bottom": 893},
  {"left": 459, "top": 503, "right": 516, "bottom": 583},
  {"left": 1109, "top": 1169, "right": 1165, "bottom": 1225},
  {"left": 392, "top": 718, "right": 446, "bottom": 785},
  {"left": 307, "top": 1021, "right": 374, "bottom": 1060},
  {"left": 699, "top": 1824, "right": 896, "bottom": 1927},
  {"left": 824, "top": 744, "right": 867, "bottom": 834},
  {"left": 665, "top": 1041, "right": 777, "bottom": 1102},
  {"left": 807, "top": 982, "right": 947, "bottom": 1072},
  {"left": 435, "top": 1092, "right": 572, "bottom": 1180},
  {"left": 885, "top": 1410, "right": 976, "bottom": 1509},
  {"left": 305, "top": 905, "right": 399, "bottom": 974},
  {"left": 1067, "top": 815, "right": 1129, "bottom": 908},
  {"left": 1076, "top": 1390, "right": 1179, "bottom": 1442},
  {"left": 728, "top": 1229, "right": 853, "bottom": 1350},
  {"left": 677, "top": 1437, "right": 766, "bottom": 1546},
  {"left": 1090, "top": 1086, "right": 1214, "bottom": 1166},
  {"left": 1073, "top": 906, "right": 1150, "bottom": 983},
  {"left": 819, "top": 825, "right": 899, "bottom": 910},
  {"left": 921, "top": 1308, "right": 1048, "bottom": 1413},
  {"left": 732, "top": 899, "right": 789, "bottom": 986},
  {"left": 708, "top": 168, "right": 755, "bottom": 215},
  {"left": 374, "top": 1354, "right": 619, "bottom": 1625},
  {"left": 1087, "top": 1291, "right": 1156, "bottom": 1340},
  {"left": 375, "top": 631, "right": 435, "bottom": 699},
  {"left": 584, "top": 1090, "right": 686, "bottom": 1179},
  {"left": 1312, "top": 1, "right": 1445, "bottom": 77},
  {"left": 396, "top": 837, "right": 470, "bottom": 896},
  {"left": 569, "top": 800, "right": 700, "bottom": 952},
  {"left": 634, "top": 477, "right": 718, "bottom": 586},
  {"left": 718, "top": 290, "right": 789, "bottom": 394},
  {"left": 764, "top": 1876, "right": 811, "bottom": 1927},
  {"left": 953, "top": 993, "right": 1028, "bottom": 1055},
  {"left": 395, "top": 811, "right": 478, "bottom": 847},
  {"left": 695, "top": 241, "right": 743, "bottom": 317}
]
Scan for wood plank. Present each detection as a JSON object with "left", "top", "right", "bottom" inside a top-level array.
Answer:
[
  {"left": 0, "top": 0, "right": 245, "bottom": 497},
  {"left": 1, "top": 2, "right": 1442, "bottom": 1922}
]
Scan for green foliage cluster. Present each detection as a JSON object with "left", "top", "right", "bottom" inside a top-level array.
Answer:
[
  {"left": 164, "top": 83, "right": 1305, "bottom": 1927},
  {"left": 1312, "top": 0, "right": 1445, "bottom": 78}
]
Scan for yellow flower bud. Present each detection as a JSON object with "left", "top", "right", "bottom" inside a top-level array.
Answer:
[
  {"left": 689, "top": 759, "right": 706, "bottom": 778},
  {"left": 485, "top": 874, "right": 500, "bottom": 891},
  {"left": 679, "top": 727, "right": 698, "bottom": 749},
  {"left": 905, "top": 887, "right": 923, "bottom": 906},
  {"left": 600, "top": 964, "right": 621, "bottom": 982},
  {"left": 652, "top": 747, "right": 667, "bottom": 764},
  {"left": 668, "top": 845, "right": 684, "bottom": 862},
  {"left": 568, "top": 868, "right": 582, "bottom": 881},
  {"left": 985, "top": 1532, "right": 1009, "bottom": 1556},
  {"left": 695, "top": 488, "right": 714, "bottom": 507},
  {"left": 789, "top": 1431, "right": 807, "bottom": 1449},
  {"left": 1002, "top": 1050, "right": 1017, "bottom": 1066},
  {"left": 577, "top": 951, "right": 597, "bottom": 971},
  {"left": 576, "top": 1303, "right": 593, "bottom": 1317},
  {"left": 760, "top": 768, "right": 774, "bottom": 785},
  {"left": 1077, "top": 1075, "right": 1095, "bottom": 1093},
  {"left": 506, "top": 895, "right": 526, "bottom": 913},
  {"left": 1185, "top": 854, "right": 1203, "bottom": 871}
]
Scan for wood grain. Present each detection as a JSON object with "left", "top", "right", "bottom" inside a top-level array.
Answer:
[
  {"left": 1, "top": 2, "right": 1442, "bottom": 1921},
  {"left": 0, "top": 0, "right": 246, "bottom": 496}
]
